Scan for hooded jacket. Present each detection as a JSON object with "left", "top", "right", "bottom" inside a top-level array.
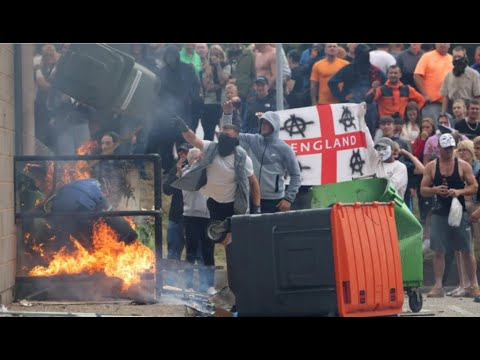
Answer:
[
  {"left": 328, "top": 44, "right": 385, "bottom": 103},
  {"left": 222, "top": 111, "right": 301, "bottom": 202}
]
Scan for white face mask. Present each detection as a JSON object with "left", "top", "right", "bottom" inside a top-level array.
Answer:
[{"left": 375, "top": 145, "right": 392, "bottom": 162}]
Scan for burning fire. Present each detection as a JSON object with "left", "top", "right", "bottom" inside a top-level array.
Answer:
[
  {"left": 124, "top": 216, "right": 137, "bottom": 231},
  {"left": 26, "top": 140, "right": 99, "bottom": 206},
  {"left": 29, "top": 220, "right": 154, "bottom": 291},
  {"left": 76, "top": 140, "right": 98, "bottom": 156},
  {"left": 24, "top": 140, "right": 151, "bottom": 291},
  {"left": 60, "top": 139, "right": 98, "bottom": 186}
]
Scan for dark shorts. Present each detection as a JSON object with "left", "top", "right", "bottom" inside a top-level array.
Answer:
[{"left": 430, "top": 212, "right": 472, "bottom": 252}]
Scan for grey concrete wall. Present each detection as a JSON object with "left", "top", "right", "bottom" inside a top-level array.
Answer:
[{"left": 0, "top": 44, "right": 15, "bottom": 305}]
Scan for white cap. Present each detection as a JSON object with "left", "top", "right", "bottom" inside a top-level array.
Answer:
[{"left": 439, "top": 133, "right": 456, "bottom": 148}]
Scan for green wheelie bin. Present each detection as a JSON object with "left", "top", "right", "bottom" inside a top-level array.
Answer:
[{"left": 310, "top": 177, "right": 424, "bottom": 313}]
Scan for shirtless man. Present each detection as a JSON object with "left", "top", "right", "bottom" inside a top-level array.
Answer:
[{"left": 254, "top": 43, "right": 276, "bottom": 88}]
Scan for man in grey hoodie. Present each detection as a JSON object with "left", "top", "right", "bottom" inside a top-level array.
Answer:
[{"left": 222, "top": 101, "right": 301, "bottom": 213}]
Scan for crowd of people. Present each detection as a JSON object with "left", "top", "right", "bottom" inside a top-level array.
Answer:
[{"left": 31, "top": 43, "right": 480, "bottom": 302}]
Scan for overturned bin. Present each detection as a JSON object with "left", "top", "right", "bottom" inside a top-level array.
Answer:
[
  {"left": 227, "top": 203, "right": 404, "bottom": 317},
  {"left": 311, "top": 177, "right": 423, "bottom": 312}
]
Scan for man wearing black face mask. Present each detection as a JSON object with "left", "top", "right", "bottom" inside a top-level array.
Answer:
[
  {"left": 453, "top": 56, "right": 468, "bottom": 77},
  {"left": 217, "top": 132, "right": 239, "bottom": 156},
  {"left": 171, "top": 116, "right": 261, "bottom": 246},
  {"left": 441, "top": 46, "right": 480, "bottom": 114}
]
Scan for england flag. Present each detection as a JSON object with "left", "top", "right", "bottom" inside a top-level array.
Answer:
[{"left": 277, "top": 103, "right": 373, "bottom": 186}]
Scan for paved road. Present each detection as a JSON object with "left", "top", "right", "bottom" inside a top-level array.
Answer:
[{"left": 402, "top": 287, "right": 480, "bottom": 317}]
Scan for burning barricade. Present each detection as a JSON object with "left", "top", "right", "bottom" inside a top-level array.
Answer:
[{"left": 15, "top": 154, "right": 162, "bottom": 303}]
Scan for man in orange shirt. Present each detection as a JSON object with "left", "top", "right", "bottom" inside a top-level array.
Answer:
[
  {"left": 367, "top": 65, "right": 425, "bottom": 118},
  {"left": 310, "top": 43, "right": 349, "bottom": 105},
  {"left": 414, "top": 43, "right": 453, "bottom": 122}
]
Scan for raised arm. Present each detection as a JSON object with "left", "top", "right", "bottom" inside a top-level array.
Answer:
[
  {"left": 353, "top": 102, "right": 379, "bottom": 171},
  {"left": 221, "top": 101, "right": 258, "bottom": 145},
  {"left": 221, "top": 100, "right": 234, "bottom": 126},
  {"left": 400, "top": 149, "right": 425, "bottom": 175},
  {"left": 173, "top": 115, "right": 204, "bottom": 150}
]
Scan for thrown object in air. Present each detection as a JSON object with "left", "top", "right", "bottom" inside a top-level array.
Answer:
[{"left": 51, "top": 43, "right": 159, "bottom": 120}]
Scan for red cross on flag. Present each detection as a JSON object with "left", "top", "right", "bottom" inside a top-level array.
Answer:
[{"left": 278, "top": 103, "right": 371, "bottom": 186}]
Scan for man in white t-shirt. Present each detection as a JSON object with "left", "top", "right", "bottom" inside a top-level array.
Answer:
[
  {"left": 368, "top": 137, "right": 408, "bottom": 197},
  {"left": 173, "top": 117, "right": 261, "bottom": 244},
  {"left": 199, "top": 139, "right": 250, "bottom": 204}
]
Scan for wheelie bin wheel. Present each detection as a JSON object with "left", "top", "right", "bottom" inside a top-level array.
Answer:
[
  {"left": 207, "top": 218, "right": 231, "bottom": 243},
  {"left": 408, "top": 288, "right": 423, "bottom": 313}
]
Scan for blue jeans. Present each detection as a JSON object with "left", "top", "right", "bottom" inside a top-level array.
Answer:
[{"left": 167, "top": 219, "right": 185, "bottom": 260}]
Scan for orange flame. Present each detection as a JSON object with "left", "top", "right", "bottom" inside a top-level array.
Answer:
[
  {"left": 26, "top": 233, "right": 49, "bottom": 259},
  {"left": 26, "top": 140, "right": 99, "bottom": 202},
  {"left": 29, "top": 220, "right": 154, "bottom": 291},
  {"left": 24, "top": 139, "right": 153, "bottom": 291},
  {"left": 76, "top": 140, "right": 98, "bottom": 156},
  {"left": 31, "top": 243, "right": 46, "bottom": 259},
  {"left": 60, "top": 139, "right": 98, "bottom": 184},
  {"left": 24, "top": 140, "right": 99, "bottom": 209},
  {"left": 61, "top": 143, "right": 96, "bottom": 185},
  {"left": 24, "top": 232, "right": 31, "bottom": 244},
  {"left": 124, "top": 216, "right": 137, "bottom": 231}
]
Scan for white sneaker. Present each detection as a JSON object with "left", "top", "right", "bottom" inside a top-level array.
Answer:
[
  {"left": 207, "top": 287, "right": 217, "bottom": 295},
  {"left": 422, "top": 239, "right": 430, "bottom": 252}
]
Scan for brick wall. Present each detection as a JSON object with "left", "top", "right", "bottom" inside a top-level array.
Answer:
[{"left": 0, "top": 44, "right": 16, "bottom": 305}]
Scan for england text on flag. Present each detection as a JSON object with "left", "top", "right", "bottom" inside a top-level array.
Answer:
[{"left": 277, "top": 103, "right": 373, "bottom": 186}]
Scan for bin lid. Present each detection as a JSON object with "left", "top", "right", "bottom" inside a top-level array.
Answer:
[{"left": 311, "top": 178, "right": 390, "bottom": 208}]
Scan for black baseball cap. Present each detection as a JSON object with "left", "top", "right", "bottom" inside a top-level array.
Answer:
[
  {"left": 254, "top": 76, "right": 269, "bottom": 85},
  {"left": 177, "top": 143, "right": 192, "bottom": 153}
]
